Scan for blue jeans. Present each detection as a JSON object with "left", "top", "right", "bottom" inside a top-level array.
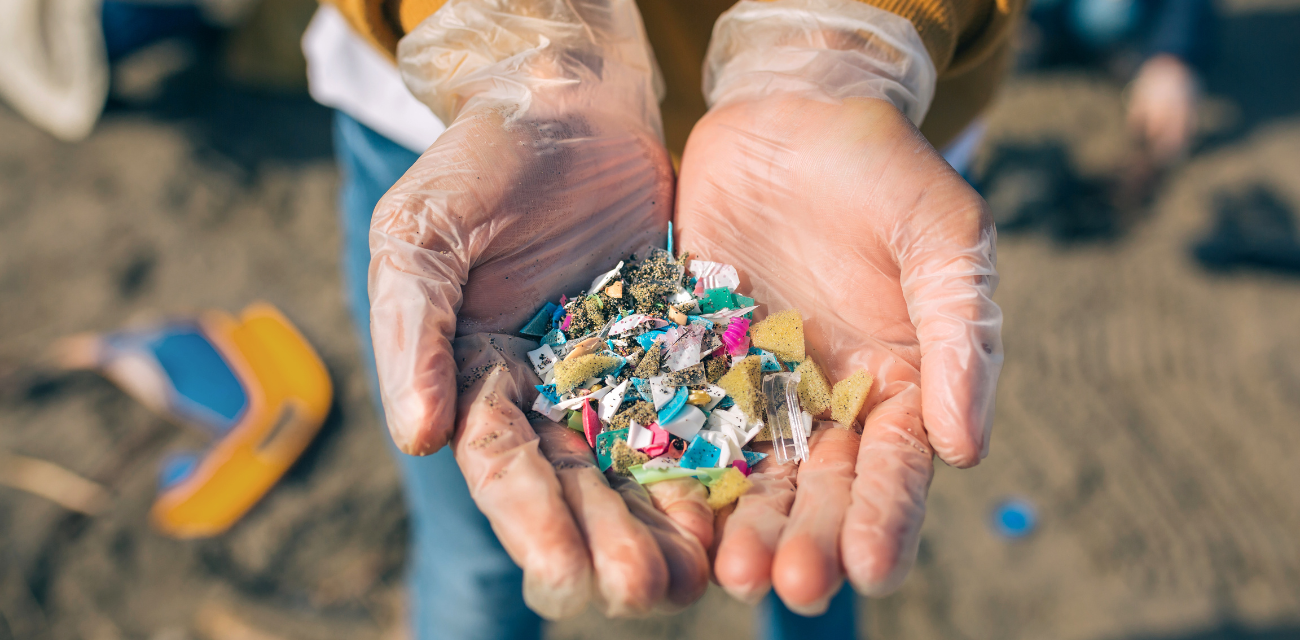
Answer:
[{"left": 331, "top": 110, "right": 859, "bottom": 640}]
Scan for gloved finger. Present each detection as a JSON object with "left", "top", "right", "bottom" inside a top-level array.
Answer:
[
  {"left": 771, "top": 422, "right": 859, "bottom": 616},
  {"left": 534, "top": 420, "right": 670, "bottom": 617},
  {"left": 712, "top": 448, "right": 798, "bottom": 605},
  {"left": 608, "top": 473, "right": 711, "bottom": 611},
  {"left": 893, "top": 164, "right": 1003, "bottom": 468},
  {"left": 646, "top": 477, "right": 715, "bottom": 550},
  {"left": 449, "top": 334, "right": 593, "bottom": 619},
  {"left": 841, "top": 384, "right": 934, "bottom": 596}
]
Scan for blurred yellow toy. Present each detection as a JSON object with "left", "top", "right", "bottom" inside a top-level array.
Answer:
[{"left": 59, "top": 303, "right": 332, "bottom": 538}]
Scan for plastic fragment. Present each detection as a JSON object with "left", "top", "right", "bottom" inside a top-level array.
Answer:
[
  {"left": 742, "top": 449, "right": 768, "bottom": 468},
  {"left": 663, "top": 324, "right": 705, "bottom": 371},
  {"left": 563, "top": 336, "right": 602, "bottom": 360},
  {"left": 552, "top": 385, "right": 611, "bottom": 411},
  {"left": 699, "top": 287, "right": 735, "bottom": 314},
  {"left": 831, "top": 370, "right": 875, "bottom": 426},
  {"left": 717, "top": 355, "right": 765, "bottom": 421},
  {"left": 686, "top": 390, "right": 710, "bottom": 406},
  {"left": 521, "top": 302, "right": 560, "bottom": 336},
  {"left": 731, "top": 459, "right": 751, "bottom": 477},
  {"left": 722, "top": 317, "right": 751, "bottom": 357},
  {"left": 663, "top": 362, "right": 706, "bottom": 387},
  {"left": 706, "top": 467, "right": 753, "bottom": 510},
  {"left": 589, "top": 260, "right": 625, "bottom": 293},
  {"left": 635, "top": 330, "right": 667, "bottom": 351},
  {"left": 697, "top": 429, "right": 742, "bottom": 467},
  {"left": 531, "top": 393, "right": 566, "bottom": 422},
  {"left": 599, "top": 379, "right": 630, "bottom": 421},
  {"left": 795, "top": 359, "right": 833, "bottom": 415},
  {"left": 660, "top": 405, "right": 706, "bottom": 440},
  {"left": 753, "top": 349, "right": 781, "bottom": 372},
  {"left": 610, "top": 313, "right": 653, "bottom": 336},
  {"left": 627, "top": 420, "right": 651, "bottom": 450},
  {"left": 595, "top": 428, "right": 629, "bottom": 471},
  {"left": 641, "top": 423, "right": 671, "bottom": 457},
  {"left": 764, "top": 372, "right": 808, "bottom": 464},
  {"left": 560, "top": 315, "right": 572, "bottom": 331},
  {"left": 658, "top": 387, "right": 689, "bottom": 424},
  {"left": 553, "top": 354, "right": 621, "bottom": 394},
  {"left": 566, "top": 410, "right": 583, "bottom": 433},
  {"left": 606, "top": 281, "right": 623, "bottom": 298},
  {"left": 629, "top": 465, "right": 708, "bottom": 485},
  {"left": 582, "top": 400, "right": 602, "bottom": 448},
  {"left": 680, "top": 434, "right": 721, "bottom": 469},
  {"left": 750, "top": 309, "right": 805, "bottom": 362},
  {"left": 688, "top": 260, "right": 741, "bottom": 292},
  {"left": 534, "top": 384, "right": 559, "bottom": 404},
  {"left": 700, "top": 306, "right": 759, "bottom": 322},
  {"left": 733, "top": 294, "right": 756, "bottom": 317},
  {"left": 702, "top": 385, "right": 727, "bottom": 410},
  {"left": 649, "top": 376, "right": 675, "bottom": 410},
  {"left": 668, "top": 307, "right": 688, "bottom": 326},
  {"left": 541, "top": 329, "right": 566, "bottom": 347},
  {"left": 526, "top": 344, "right": 558, "bottom": 383}
]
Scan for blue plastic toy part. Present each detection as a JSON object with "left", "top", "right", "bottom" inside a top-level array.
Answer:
[
  {"left": 148, "top": 328, "right": 248, "bottom": 433},
  {"left": 680, "top": 434, "right": 721, "bottom": 470},
  {"left": 991, "top": 498, "right": 1038, "bottom": 539},
  {"left": 158, "top": 451, "right": 200, "bottom": 489}
]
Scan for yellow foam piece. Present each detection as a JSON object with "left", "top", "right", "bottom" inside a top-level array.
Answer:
[
  {"left": 831, "top": 370, "right": 875, "bottom": 426},
  {"left": 553, "top": 354, "right": 620, "bottom": 394},
  {"left": 750, "top": 309, "right": 805, "bottom": 362},
  {"left": 717, "top": 355, "right": 764, "bottom": 421},
  {"left": 707, "top": 467, "right": 753, "bottom": 510},
  {"left": 795, "top": 360, "right": 832, "bottom": 416}
]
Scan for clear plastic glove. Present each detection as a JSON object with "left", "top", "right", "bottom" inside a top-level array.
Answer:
[
  {"left": 1127, "top": 53, "right": 1198, "bottom": 165},
  {"left": 679, "top": 0, "right": 1003, "bottom": 613},
  {"left": 369, "top": 0, "right": 709, "bottom": 618}
]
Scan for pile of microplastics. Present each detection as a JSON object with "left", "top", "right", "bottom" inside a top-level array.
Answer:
[{"left": 520, "top": 246, "right": 874, "bottom": 510}]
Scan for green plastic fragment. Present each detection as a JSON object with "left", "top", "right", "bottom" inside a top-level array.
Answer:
[
  {"left": 628, "top": 464, "right": 730, "bottom": 485},
  {"left": 733, "top": 294, "right": 755, "bottom": 317},
  {"left": 566, "top": 410, "right": 583, "bottom": 432},
  {"left": 595, "top": 428, "right": 630, "bottom": 471},
  {"left": 699, "top": 287, "right": 735, "bottom": 314}
]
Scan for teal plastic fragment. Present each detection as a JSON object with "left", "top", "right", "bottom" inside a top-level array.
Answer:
[
  {"left": 733, "top": 294, "right": 756, "bottom": 318},
  {"left": 631, "top": 377, "right": 654, "bottom": 403},
  {"left": 742, "top": 449, "right": 768, "bottom": 468},
  {"left": 658, "top": 387, "right": 688, "bottom": 424},
  {"left": 521, "top": 302, "right": 560, "bottom": 336},
  {"left": 535, "top": 384, "right": 559, "bottom": 404},
  {"left": 596, "top": 428, "right": 630, "bottom": 471},
  {"left": 636, "top": 330, "right": 666, "bottom": 351},
  {"left": 667, "top": 221, "right": 674, "bottom": 257},
  {"left": 752, "top": 349, "right": 781, "bottom": 372},
  {"left": 541, "top": 329, "right": 566, "bottom": 346},
  {"left": 680, "top": 434, "right": 721, "bottom": 469},
  {"left": 699, "top": 287, "right": 735, "bottom": 314}
]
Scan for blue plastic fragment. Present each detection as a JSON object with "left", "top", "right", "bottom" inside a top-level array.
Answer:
[
  {"left": 550, "top": 303, "right": 567, "bottom": 323},
  {"left": 742, "top": 449, "right": 768, "bottom": 468},
  {"left": 636, "top": 330, "right": 667, "bottom": 351},
  {"left": 667, "top": 221, "right": 674, "bottom": 257},
  {"left": 521, "top": 302, "right": 560, "bottom": 337},
  {"left": 716, "top": 396, "right": 735, "bottom": 410},
  {"left": 688, "top": 316, "right": 714, "bottom": 330},
  {"left": 658, "top": 387, "right": 688, "bottom": 424},
  {"left": 541, "top": 329, "right": 566, "bottom": 346},
  {"left": 990, "top": 498, "right": 1037, "bottom": 539},
  {"left": 680, "top": 435, "right": 721, "bottom": 470},
  {"left": 632, "top": 378, "right": 654, "bottom": 403},
  {"left": 752, "top": 349, "right": 781, "bottom": 372},
  {"left": 535, "top": 384, "right": 560, "bottom": 404},
  {"left": 158, "top": 452, "right": 199, "bottom": 489}
]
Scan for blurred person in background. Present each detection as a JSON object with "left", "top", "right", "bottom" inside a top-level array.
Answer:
[
  {"left": 0, "top": 0, "right": 258, "bottom": 140},
  {"left": 306, "top": 0, "right": 1010, "bottom": 638},
  {"left": 1023, "top": 0, "right": 1216, "bottom": 180}
]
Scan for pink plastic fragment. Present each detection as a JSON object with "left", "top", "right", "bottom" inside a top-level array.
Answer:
[
  {"left": 560, "top": 295, "right": 567, "bottom": 305},
  {"left": 560, "top": 314, "right": 573, "bottom": 331},
  {"left": 639, "top": 423, "right": 671, "bottom": 457},
  {"left": 693, "top": 279, "right": 704, "bottom": 296},
  {"left": 722, "top": 317, "right": 751, "bottom": 357},
  {"left": 731, "top": 459, "right": 751, "bottom": 477},
  {"left": 582, "top": 400, "right": 601, "bottom": 448}
]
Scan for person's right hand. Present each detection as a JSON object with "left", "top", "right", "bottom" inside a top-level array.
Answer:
[{"left": 368, "top": 0, "right": 712, "bottom": 619}]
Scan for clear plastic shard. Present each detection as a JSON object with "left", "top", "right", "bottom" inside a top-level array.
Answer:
[
  {"left": 763, "top": 372, "right": 808, "bottom": 464},
  {"left": 688, "top": 260, "right": 741, "bottom": 291}
]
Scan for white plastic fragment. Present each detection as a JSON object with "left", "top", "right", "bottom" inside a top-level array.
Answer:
[
  {"left": 688, "top": 260, "right": 741, "bottom": 291},
  {"left": 663, "top": 324, "right": 705, "bottom": 371},
  {"left": 643, "top": 456, "right": 678, "bottom": 470},
  {"left": 649, "top": 376, "right": 675, "bottom": 410},
  {"left": 698, "top": 430, "right": 743, "bottom": 467},
  {"left": 527, "top": 344, "right": 558, "bottom": 383},
  {"left": 588, "top": 260, "right": 624, "bottom": 293},
  {"left": 627, "top": 420, "right": 653, "bottom": 450},
  {"left": 659, "top": 405, "right": 706, "bottom": 440},
  {"left": 552, "top": 386, "right": 611, "bottom": 411},
  {"left": 702, "top": 385, "right": 727, "bottom": 411},
  {"left": 532, "top": 394, "right": 567, "bottom": 422},
  {"left": 609, "top": 313, "right": 653, "bottom": 336},
  {"left": 599, "top": 379, "right": 630, "bottom": 421},
  {"left": 700, "top": 305, "right": 759, "bottom": 322}
]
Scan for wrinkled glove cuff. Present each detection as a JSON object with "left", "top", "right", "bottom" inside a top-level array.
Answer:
[{"left": 703, "top": 0, "right": 936, "bottom": 125}]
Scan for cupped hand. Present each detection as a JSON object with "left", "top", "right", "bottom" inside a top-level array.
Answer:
[
  {"left": 367, "top": 0, "right": 712, "bottom": 619},
  {"left": 676, "top": 94, "right": 1003, "bottom": 613}
]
